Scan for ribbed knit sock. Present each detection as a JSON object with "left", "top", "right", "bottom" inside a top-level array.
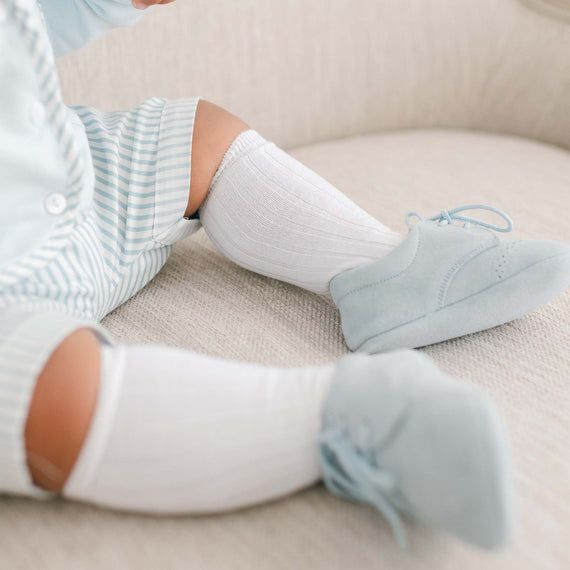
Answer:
[
  {"left": 62, "top": 343, "right": 336, "bottom": 513},
  {"left": 197, "top": 129, "right": 403, "bottom": 296}
]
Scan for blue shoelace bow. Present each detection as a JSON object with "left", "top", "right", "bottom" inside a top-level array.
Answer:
[
  {"left": 405, "top": 204, "right": 514, "bottom": 233},
  {"left": 319, "top": 427, "right": 410, "bottom": 551}
]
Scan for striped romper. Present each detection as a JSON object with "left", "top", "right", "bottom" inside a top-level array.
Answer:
[{"left": 0, "top": 0, "right": 202, "bottom": 500}]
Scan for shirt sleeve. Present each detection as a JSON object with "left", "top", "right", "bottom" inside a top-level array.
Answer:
[{"left": 37, "top": 0, "right": 151, "bottom": 57}]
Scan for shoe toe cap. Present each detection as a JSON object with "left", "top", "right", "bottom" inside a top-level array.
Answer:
[
  {"left": 380, "top": 385, "right": 514, "bottom": 549},
  {"left": 446, "top": 238, "right": 570, "bottom": 307},
  {"left": 326, "top": 351, "right": 515, "bottom": 549},
  {"left": 503, "top": 239, "right": 570, "bottom": 277}
]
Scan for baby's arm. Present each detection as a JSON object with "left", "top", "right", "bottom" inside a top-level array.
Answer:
[{"left": 38, "top": 0, "right": 164, "bottom": 57}]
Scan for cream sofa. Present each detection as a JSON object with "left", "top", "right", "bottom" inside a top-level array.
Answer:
[{"left": 2, "top": 1, "right": 569, "bottom": 568}]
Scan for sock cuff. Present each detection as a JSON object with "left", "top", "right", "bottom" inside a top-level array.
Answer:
[
  {"left": 62, "top": 344, "right": 126, "bottom": 499},
  {"left": 209, "top": 129, "right": 268, "bottom": 190}
]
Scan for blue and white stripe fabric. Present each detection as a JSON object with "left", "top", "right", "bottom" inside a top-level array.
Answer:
[
  {"left": 72, "top": 96, "right": 202, "bottom": 317},
  {"left": 0, "top": 96, "right": 202, "bottom": 320},
  {"left": 0, "top": 0, "right": 202, "bottom": 499}
]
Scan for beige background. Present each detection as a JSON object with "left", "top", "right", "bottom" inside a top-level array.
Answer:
[
  {"left": 2, "top": 1, "right": 569, "bottom": 569},
  {"left": 57, "top": 0, "right": 570, "bottom": 151}
]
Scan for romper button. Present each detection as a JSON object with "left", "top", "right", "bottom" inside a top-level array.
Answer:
[
  {"left": 45, "top": 193, "right": 67, "bottom": 215},
  {"left": 29, "top": 101, "right": 46, "bottom": 127}
]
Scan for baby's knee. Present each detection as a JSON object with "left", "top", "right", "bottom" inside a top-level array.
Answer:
[
  {"left": 186, "top": 99, "right": 251, "bottom": 217},
  {"left": 24, "top": 328, "right": 101, "bottom": 492},
  {"left": 195, "top": 99, "right": 250, "bottom": 140}
]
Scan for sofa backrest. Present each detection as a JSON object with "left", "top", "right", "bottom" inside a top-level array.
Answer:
[{"left": 57, "top": 0, "right": 570, "bottom": 150}]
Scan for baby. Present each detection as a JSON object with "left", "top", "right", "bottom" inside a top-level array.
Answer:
[{"left": 2, "top": 0, "right": 569, "bottom": 553}]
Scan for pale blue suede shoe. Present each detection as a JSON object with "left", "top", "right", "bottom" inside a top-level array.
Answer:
[
  {"left": 330, "top": 205, "right": 570, "bottom": 352},
  {"left": 319, "top": 350, "right": 513, "bottom": 551}
]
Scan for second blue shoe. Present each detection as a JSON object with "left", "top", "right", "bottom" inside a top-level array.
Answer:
[
  {"left": 319, "top": 349, "right": 513, "bottom": 550},
  {"left": 330, "top": 205, "right": 570, "bottom": 352}
]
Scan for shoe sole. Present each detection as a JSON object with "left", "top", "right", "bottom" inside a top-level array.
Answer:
[{"left": 357, "top": 251, "right": 570, "bottom": 353}]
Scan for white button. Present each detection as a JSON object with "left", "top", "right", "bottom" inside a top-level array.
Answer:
[
  {"left": 44, "top": 193, "right": 67, "bottom": 215},
  {"left": 29, "top": 101, "right": 46, "bottom": 127}
]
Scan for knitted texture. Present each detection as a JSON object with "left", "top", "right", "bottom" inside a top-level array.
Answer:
[{"left": 197, "top": 129, "right": 402, "bottom": 295}]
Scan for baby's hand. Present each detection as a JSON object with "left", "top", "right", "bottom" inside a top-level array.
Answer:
[{"left": 132, "top": 0, "right": 177, "bottom": 9}]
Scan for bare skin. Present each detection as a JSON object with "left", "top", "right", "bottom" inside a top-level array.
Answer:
[
  {"left": 25, "top": 99, "right": 250, "bottom": 492},
  {"left": 25, "top": 328, "right": 102, "bottom": 491},
  {"left": 184, "top": 100, "right": 250, "bottom": 217}
]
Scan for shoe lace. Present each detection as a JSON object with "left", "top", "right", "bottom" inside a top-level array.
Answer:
[
  {"left": 319, "top": 426, "right": 409, "bottom": 551},
  {"left": 405, "top": 204, "right": 514, "bottom": 233}
]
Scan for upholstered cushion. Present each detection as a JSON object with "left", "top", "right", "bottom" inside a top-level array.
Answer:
[{"left": 2, "top": 130, "right": 568, "bottom": 569}]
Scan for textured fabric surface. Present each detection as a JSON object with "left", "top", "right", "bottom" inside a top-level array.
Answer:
[
  {"left": 197, "top": 128, "right": 402, "bottom": 296},
  {"left": 56, "top": 0, "right": 570, "bottom": 151},
  {"left": 1, "top": 129, "right": 568, "bottom": 569}
]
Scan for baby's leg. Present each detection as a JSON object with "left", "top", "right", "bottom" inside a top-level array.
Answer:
[
  {"left": 184, "top": 100, "right": 250, "bottom": 218},
  {"left": 23, "top": 332, "right": 512, "bottom": 550},
  {"left": 183, "top": 100, "right": 403, "bottom": 296},
  {"left": 25, "top": 332, "right": 336, "bottom": 503},
  {"left": 186, "top": 100, "right": 402, "bottom": 295}
]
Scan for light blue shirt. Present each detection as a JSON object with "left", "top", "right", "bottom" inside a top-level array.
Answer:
[
  {"left": 39, "top": 0, "right": 143, "bottom": 57},
  {"left": 0, "top": 0, "right": 148, "bottom": 284}
]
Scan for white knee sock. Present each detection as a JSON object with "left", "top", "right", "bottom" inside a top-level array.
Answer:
[
  {"left": 62, "top": 343, "right": 336, "bottom": 514},
  {"left": 197, "top": 130, "right": 403, "bottom": 296}
]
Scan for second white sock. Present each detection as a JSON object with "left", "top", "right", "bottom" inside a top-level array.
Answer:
[
  {"left": 198, "top": 130, "right": 403, "bottom": 296},
  {"left": 62, "top": 343, "right": 336, "bottom": 514}
]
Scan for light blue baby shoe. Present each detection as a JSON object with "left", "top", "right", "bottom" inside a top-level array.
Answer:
[
  {"left": 319, "top": 349, "right": 513, "bottom": 551},
  {"left": 330, "top": 205, "right": 570, "bottom": 352}
]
